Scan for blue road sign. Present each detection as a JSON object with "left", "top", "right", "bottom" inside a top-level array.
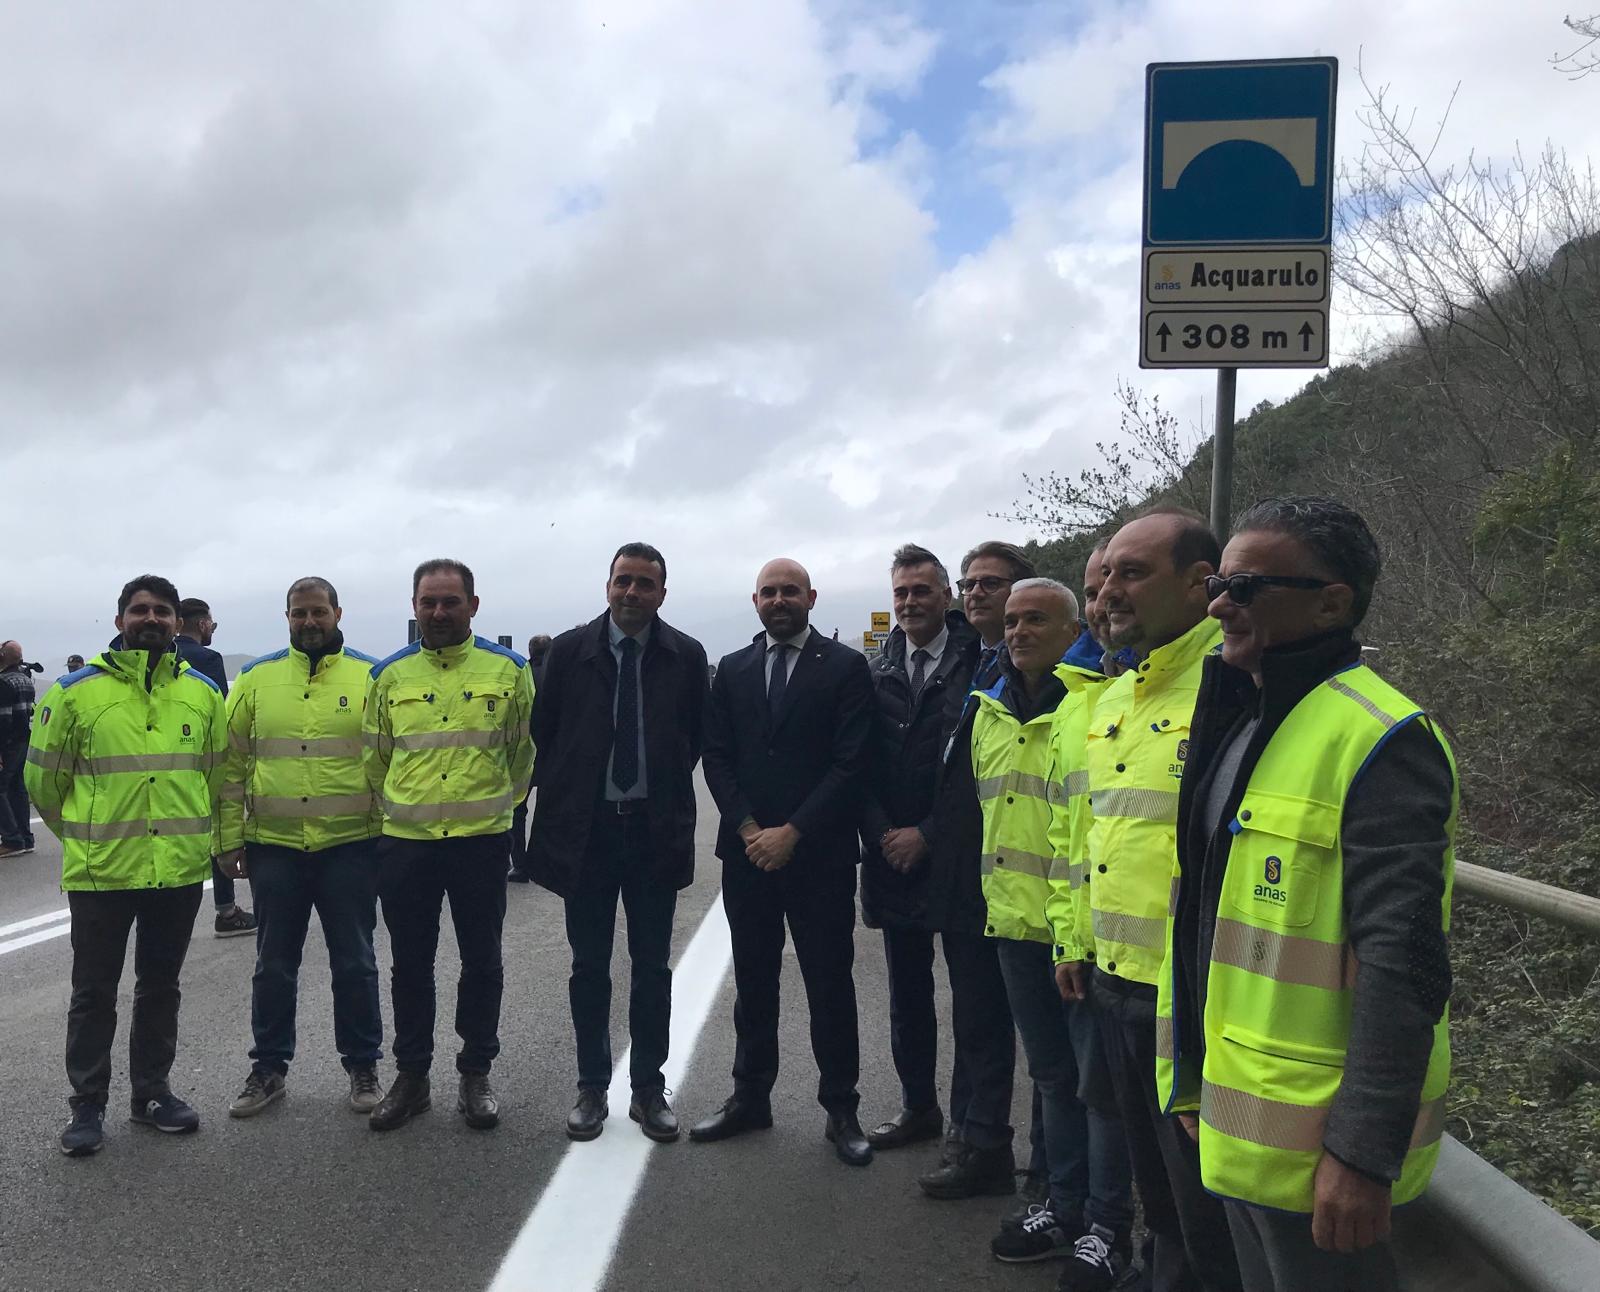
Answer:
[{"left": 1145, "top": 58, "right": 1337, "bottom": 246}]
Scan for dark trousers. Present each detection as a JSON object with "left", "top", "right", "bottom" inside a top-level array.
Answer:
[
  {"left": 881, "top": 924, "right": 1016, "bottom": 1149},
  {"left": 999, "top": 939, "right": 1134, "bottom": 1232},
  {"left": 212, "top": 857, "right": 238, "bottom": 909},
  {"left": 248, "top": 840, "right": 382, "bottom": 1075},
  {"left": 509, "top": 793, "right": 530, "bottom": 873},
  {"left": 0, "top": 739, "right": 32, "bottom": 847},
  {"left": 65, "top": 883, "right": 205, "bottom": 1107},
  {"left": 565, "top": 807, "right": 678, "bottom": 1092},
  {"left": 1093, "top": 971, "right": 1243, "bottom": 1292},
  {"left": 379, "top": 833, "right": 508, "bottom": 1076},
  {"left": 1226, "top": 1202, "right": 1398, "bottom": 1292},
  {"left": 723, "top": 852, "right": 860, "bottom": 1116}
]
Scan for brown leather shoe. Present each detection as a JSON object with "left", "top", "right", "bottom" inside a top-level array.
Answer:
[{"left": 369, "top": 1071, "right": 430, "bottom": 1132}]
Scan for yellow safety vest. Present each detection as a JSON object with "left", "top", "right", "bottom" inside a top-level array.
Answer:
[
  {"left": 1154, "top": 665, "right": 1456, "bottom": 1213},
  {"left": 25, "top": 649, "right": 226, "bottom": 891},
  {"left": 1045, "top": 671, "right": 1108, "bottom": 963},
  {"left": 363, "top": 635, "right": 536, "bottom": 841},
  {"left": 219, "top": 643, "right": 382, "bottom": 853},
  {"left": 1083, "top": 617, "right": 1221, "bottom": 984},
  {"left": 972, "top": 664, "right": 1097, "bottom": 944}
]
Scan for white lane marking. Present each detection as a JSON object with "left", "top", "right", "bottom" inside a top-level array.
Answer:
[
  {"left": 487, "top": 893, "right": 734, "bottom": 1292},
  {"left": 0, "top": 881, "right": 215, "bottom": 957}
]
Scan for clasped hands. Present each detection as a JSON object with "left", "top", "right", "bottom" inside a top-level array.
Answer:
[{"left": 740, "top": 822, "right": 799, "bottom": 871}]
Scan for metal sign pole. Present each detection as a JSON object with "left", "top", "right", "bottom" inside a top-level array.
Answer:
[{"left": 1210, "top": 366, "right": 1237, "bottom": 542}]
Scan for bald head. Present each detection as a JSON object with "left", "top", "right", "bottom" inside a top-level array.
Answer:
[
  {"left": 0, "top": 641, "right": 21, "bottom": 668},
  {"left": 754, "top": 557, "right": 817, "bottom": 639}
]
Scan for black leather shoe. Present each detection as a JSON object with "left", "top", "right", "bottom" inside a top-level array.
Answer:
[
  {"left": 629, "top": 1088, "right": 680, "bottom": 1143},
  {"left": 566, "top": 1088, "right": 608, "bottom": 1141},
  {"left": 369, "top": 1071, "right": 431, "bottom": 1132},
  {"left": 865, "top": 1104, "right": 944, "bottom": 1149},
  {"left": 824, "top": 1112, "right": 873, "bottom": 1167},
  {"left": 688, "top": 1094, "right": 773, "bottom": 1142},
  {"left": 918, "top": 1140, "right": 1016, "bottom": 1198},
  {"left": 458, "top": 1073, "right": 499, "bottom": 1130}
]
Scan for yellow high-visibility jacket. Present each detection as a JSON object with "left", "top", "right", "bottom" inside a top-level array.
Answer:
[
  {"left": 25, "top": 648, "right": 226, "bottom": 891},
  {"left": 220, "top": 642, "right": 381, "bottom": 853},
  {"left": 1154, "top": 665, "right": 1456, "bottom": 1213},
  {"left": 363, "top": 635, "right": 535, "bottom": 841},
  {"left": 1082, "top": 617, "right": 1222, "bottom": 985}
]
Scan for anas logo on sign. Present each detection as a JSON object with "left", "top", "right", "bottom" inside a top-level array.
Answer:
[{"left": 1254, "top": 855, "right": 1287, "bottom": 906}]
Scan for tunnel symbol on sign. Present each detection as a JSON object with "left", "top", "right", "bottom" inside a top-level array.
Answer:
[{"left": 1162, "top": 117, "right": 1318, "bottom": 189}]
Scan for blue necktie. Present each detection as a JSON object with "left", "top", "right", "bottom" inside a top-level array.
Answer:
[
  {"left": 613, "top": 637, "right": 639, "bottom": 792},
  {"left": 767, "top": 643, "right": 790, "bottom": 717},
  {"left": 975, "top": 646, "right": 999, "bottom": 690}
]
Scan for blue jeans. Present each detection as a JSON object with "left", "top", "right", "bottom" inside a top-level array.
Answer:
[
  {"left": 996, "top": 938, "right": 1134, "bottom": 1233},
  {"left": 247, "top": 840, "right": 382, "bottom": 1075}
]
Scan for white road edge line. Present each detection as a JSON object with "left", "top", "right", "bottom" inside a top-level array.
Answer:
[
  {"left": 487, "top": 893, "right": 734, "bottom": 1292},
  {"left": 0, "top": 880, "right": 215, "bottom": 957}
]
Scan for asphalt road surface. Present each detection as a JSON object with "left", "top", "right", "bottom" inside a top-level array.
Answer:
[{"left": 0, "top": 779, "right": 1057, "bottom": 1292}]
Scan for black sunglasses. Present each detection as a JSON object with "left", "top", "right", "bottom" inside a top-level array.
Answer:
[{"left": 1205, "top": 573, "right": 1331, "bottom": 607}]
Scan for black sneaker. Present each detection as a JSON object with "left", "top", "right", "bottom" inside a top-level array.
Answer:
[
  {"left": 991, "top": 1205, "right": 1081, "bottom": 1263},
  {"left": 1057, "top": 1223, "right": 1132, "bottom": 1291},
  {"left": 130, "top": 1093, "right": 200, "bottom": 1134},
  {"left": 214, "top": 906, "right": 257, "bottom": 939},
  {"left": 60, "top": 1104, "right": 105, "bottom": 1156}
]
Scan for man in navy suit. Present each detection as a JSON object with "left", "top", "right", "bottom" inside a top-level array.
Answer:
[{"left": 693, "top": 558, "right": 876, "bottom": 1166}]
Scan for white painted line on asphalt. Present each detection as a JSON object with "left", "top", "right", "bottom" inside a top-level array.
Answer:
[
  {"left": 0, "top": 881, "right": 215, "bottom": 957},
  {"left": 0, "top": 907, "right": 72, "bottom": 938},
  {"left": 487, "top": 893, "right": 734, "bottom": 1292}
]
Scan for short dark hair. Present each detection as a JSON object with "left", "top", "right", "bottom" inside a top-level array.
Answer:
[
  {"left": 286, "top": 576, "right": 339, "bottom": 610},
  {"left": 413, "top": 558, "right": 474, "bottom": 598},
  {"left": 960, "top": 540, "right": 1037, "bottom": 582},
  {"left": 177, "top": 597, "right": 211, "bottom": 623},
  {"left": 610, "top": 542, "right": 667, "bottom": 583},
  {"left": 1234, "top": 496, "right": 1382, "bottom": 625},
  {"left": 119, "top": 575, "right": 181, "bottom": 617},
  {"left": 526, "top": 634, "right": 552, "bottom": 655},
  {"left": 1135, "top": 506, "right": 1221, "bottom": 572},
  {"left": 891, "top": 543, "right": 950, "bottom": 588}
]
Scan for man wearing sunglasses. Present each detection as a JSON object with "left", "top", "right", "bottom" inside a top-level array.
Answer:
[
  {"left": 1156, "top": 497, "right": 1455, "bottom": 1292},
  {"left": 1065, "top": 507, "right": 1242, "bottom": 1292}
]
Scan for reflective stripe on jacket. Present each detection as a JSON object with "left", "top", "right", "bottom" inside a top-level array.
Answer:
[
  {"left": 1045, "top": 669, "right": 1109, "bottom": 962},
  {"left": 1155, "top": 664, "right": 1456, "bottom": 1213},
  {"left": 219, "top": 644, "right": 380, "bottom": 853},
  {"left": 363, "top": 635, "right": 535, "bottom": 840},
  {"left": 24, "top": 649, "right": 226, "bottom": 891},
  {"left": 1084, "top": 617, "right": 1221, "bottom": 985},
  {"left": 972, "top": 664, "right": 1094, "bottom": 944}
]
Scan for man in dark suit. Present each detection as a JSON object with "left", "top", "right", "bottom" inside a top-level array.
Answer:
[
  {"left": 528, "top": 544, "right": 708, "bottom": 1143},
  {"left": 176, "top": 596, "right": 256, "bottom": 939},
  {"left": 694, "top": 557, "right": 875, "bottom": 1166},
  {"left": 859, "top": 544, "right": 1021, "bottom": 1198}
]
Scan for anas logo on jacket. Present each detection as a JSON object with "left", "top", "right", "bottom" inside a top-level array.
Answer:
[
  {"left": 1264, "top": 856, "right": 1282, "bottom": 884},
  {"left": 339, "top": 695, "right": 349, "bottom": 707},
  {"left": 181, "top": 723, "right": 192, "bottom": 739},
  {"left": 1255, "top": 855, "right": 1287, "bottom": 906}
]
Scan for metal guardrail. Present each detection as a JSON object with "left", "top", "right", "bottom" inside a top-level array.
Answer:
[
  {"left": 1454, "top": 860, "right": 1600, "bottom": 936},
  {"left": 1401, "top": 859, "right": 1600, "bottom": 1290}
]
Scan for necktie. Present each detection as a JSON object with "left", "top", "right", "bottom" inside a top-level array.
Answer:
[
  {"left": 767, "top": 642, "right": 790, "bottom": 716},
  {"left": 613, "top": 637, "right": 639, "bottom": 791},
  {"left": 910, "top": 648, "right": 931, "bottom": 699},
  {"left": 976, "top": 646, "right": 999, "bottom": 689}
]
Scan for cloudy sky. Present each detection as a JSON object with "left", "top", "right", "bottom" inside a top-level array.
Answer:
[{"left": 6, "top": 1, "right": 1596, "bottom": 668}]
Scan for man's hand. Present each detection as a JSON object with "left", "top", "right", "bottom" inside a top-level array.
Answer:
[
  {"left": 880, "top": 827, "right": 929, "bottom": 874},
  {"left": 1055, "top": 960, "right": 1088, "bottom": 1002},
  {"left": 1177, "top": 1112, "right": 1199, "bottom": 1143},
  {"left": 746, "top": 824, "right": 800, "bottom": 872},
  {"left": 218, "top": 848, "right": 248, "bottom": 879},
  {"left": 1311, "top": 1152, "right": 1392, "bottom": 1253}
]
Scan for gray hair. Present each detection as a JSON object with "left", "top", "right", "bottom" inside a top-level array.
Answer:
[
  {"left": 891, "top": 543, "right": 950, "bottom": 588},
  {"left": 1234, "top": 496, "right": 1381, "bottom": 625},
  {"left": 1009, "top": 577, "right": 1080, "bottom": 624}
]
